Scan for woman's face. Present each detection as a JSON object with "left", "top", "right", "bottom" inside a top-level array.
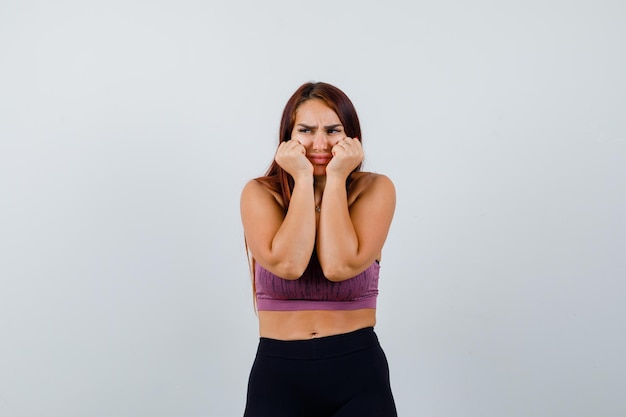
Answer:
[{"left": 291, "top": 99, "right": 345, "bottom": 176}]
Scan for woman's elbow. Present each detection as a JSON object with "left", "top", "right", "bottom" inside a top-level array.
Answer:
[
  {"left": 273, "top": 260, "right": 308, "bottom": 280},
  {"left": 322, "top": 266, "right": 355, "bottom": 282}
]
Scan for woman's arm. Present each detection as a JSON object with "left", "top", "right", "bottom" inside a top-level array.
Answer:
[
  {"left": 316, "top": 173, "right": 396, "bottom": 281},
  {"left": 240, "top": 141, "right": 316, "bottom": 279}
]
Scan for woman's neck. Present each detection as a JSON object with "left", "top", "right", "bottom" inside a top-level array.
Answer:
[
  {"left": 314, "top": 175, "right": 325, "bottom": 207},
  {"left": 313, "top": 175, "right": 326, "bottom": 193}
]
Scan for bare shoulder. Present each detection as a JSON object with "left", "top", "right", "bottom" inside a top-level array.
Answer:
[
  {"left": 350, "top": 171, "right": 394, "bottom": 188},
  {"left": 241, "top": 179, "right": 285, "bottom": 210},
  {"left": 348, "top": 172, "right": 395, "bottom": 204}
]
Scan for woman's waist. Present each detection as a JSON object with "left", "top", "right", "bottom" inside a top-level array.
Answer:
[
  {"left": 258, "top": 309, "right": 376, "bottom": 340},
  {"left": 256, "top": 327, "right": 379, "bottom": 359}
]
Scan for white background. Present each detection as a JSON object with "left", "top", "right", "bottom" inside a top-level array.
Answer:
[{"left": 1, "top": 1, "right": 625, "bottom": 416}]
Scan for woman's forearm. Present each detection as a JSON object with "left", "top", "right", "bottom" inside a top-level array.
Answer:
[
  {"left": 269, "top": 176, "right": 316, "bottom": 278},
  {"left": 316, "top": 175, "right": 360, "bottom": 280}
]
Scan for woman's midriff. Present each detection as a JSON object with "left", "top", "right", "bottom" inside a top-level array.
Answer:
[{"left": 257, "top": 309, "right": 376, "bottom": 340}]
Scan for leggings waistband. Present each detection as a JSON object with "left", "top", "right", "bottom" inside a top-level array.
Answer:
[{"left": 256, "top": 327, "right": 379, "bottom": 360}]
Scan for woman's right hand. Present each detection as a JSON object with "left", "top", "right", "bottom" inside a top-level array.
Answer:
[{"left": 274, "top": 140, "right": 313, "bottom": 179}]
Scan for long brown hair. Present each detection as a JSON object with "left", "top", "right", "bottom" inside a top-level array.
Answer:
[{"left": 247, "top": 82, "right": 363, "bottom": 307}]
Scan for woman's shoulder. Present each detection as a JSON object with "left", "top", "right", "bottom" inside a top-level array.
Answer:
[
  {"left": 349, "top": 171, "right": 394, "bottom": 189},
  {"left": 347, "top": 172, "right": 395, "bottom": 202},
  {"left": 241, "top": 178, "right": 285, "bottom": 209}
]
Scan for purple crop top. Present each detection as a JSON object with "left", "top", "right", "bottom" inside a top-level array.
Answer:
[{"left": 255, "top": 254, "right": 380, "bottom": 311}]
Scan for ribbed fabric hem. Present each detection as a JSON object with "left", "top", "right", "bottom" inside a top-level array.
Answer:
[{"left": 256, "top": 298, "right": 376, "bottom": 311}]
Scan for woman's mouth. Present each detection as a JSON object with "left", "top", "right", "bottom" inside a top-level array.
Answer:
[{"left": 308, "top": 154, "right": 332, "bottom": 165}]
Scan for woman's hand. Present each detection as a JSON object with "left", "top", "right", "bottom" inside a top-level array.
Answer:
[
  {"left": 275, "top": 140, "right": 313, "bottom": 180},
  {"left": 326, "top": 137, "right": 363, "bottom": 178}
]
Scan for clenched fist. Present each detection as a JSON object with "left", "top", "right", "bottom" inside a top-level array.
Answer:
[
  {"left": 275, "top": 139, "right": 313, "bottom": 180},
  {"left": 326, "top": 137, "right": 363, "bottom": 178}
]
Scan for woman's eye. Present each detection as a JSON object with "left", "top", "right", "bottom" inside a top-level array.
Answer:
[
  {"left": 328, "top": 129, "right": 341, "bottom": 134},
  {"left": 298, "top": 128, "right": 311, "bottom": 133}
]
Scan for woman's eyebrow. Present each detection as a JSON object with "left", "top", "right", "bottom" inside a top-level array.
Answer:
[{"left": 296, "top": 123, "right": 343, "bottom": 130}]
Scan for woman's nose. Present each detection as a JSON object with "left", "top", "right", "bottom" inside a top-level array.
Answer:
[{"left": 312, "top": 131, "right": 330, "bottom": 150}]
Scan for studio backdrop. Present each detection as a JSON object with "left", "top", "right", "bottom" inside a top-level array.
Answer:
[{"left": 1, "top": 1, "right": 624, "bottom": 416}]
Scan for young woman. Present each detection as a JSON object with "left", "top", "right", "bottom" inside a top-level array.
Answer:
[{"left": 240, "top": 82, "right": 397, "bottom": 417}]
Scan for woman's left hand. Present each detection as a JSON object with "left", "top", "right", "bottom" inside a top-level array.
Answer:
[{"left": 326, "top": 137, "right": 363, "bottom": 178}]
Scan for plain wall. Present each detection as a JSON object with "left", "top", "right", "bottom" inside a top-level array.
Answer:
[{"left": 1, "top": 1, "right": 625, "bottom": 416}]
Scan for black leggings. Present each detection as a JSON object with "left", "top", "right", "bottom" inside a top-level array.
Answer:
[{"left": 244, "top": 327, "right": 397, "bottom": 417}]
